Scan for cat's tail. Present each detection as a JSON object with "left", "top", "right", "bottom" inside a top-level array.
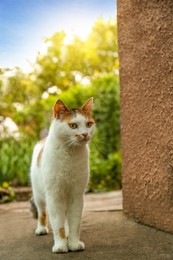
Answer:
[{"left": 29, "top": 197, "right": 38, "bottom": 219}]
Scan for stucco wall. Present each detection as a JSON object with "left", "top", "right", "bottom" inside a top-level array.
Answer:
[{"left": 117, "top": 0, "right": 173, "bottom": 232}]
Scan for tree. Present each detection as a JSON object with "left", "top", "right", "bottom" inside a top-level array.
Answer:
[{"left": 30, "top": 18, "right": 118, "bottom": 93}]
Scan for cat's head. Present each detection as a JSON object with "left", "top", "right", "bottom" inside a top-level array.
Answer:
[{"left": 52, "top": 98, "right": 95, "bottom": 147}]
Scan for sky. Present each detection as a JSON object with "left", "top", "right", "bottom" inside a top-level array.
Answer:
[{"left": 0, "top": 0, "right": 116, "bottom": 71}]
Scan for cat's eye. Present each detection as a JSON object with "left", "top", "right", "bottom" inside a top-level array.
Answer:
[
  {"left": 69, "top": 123, "right": 78, "bottom": 129},
  {"left": 86, "top": 122, "right": 93, "bottom": 128}
]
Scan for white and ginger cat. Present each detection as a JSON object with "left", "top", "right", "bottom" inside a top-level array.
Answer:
[{"left": 30, "top": 98, "right": 95, "bottom": 253}]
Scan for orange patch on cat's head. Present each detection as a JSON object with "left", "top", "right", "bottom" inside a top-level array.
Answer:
[
  {"left": 53, "top": 98, "right": 94, "bottom": 122},
  {"left": 75, "top": 97, "right": 94, "bottom": 119},
  {"left": 54, "top": 100, "right": 70, "bottom": 119},
  {"left": 81, "top": 97, "right": 93, "bottom": 115}
]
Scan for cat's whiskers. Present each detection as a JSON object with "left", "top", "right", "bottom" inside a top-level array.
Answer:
[
  {"left": 60, "top": 139, "right": 78, "bottom": 154},
  {"left": 96, "top": 138, "right": 109, "bottom": 144},
  {"left": 91, "top": 139, "right": 106, "bottom": 156},
  {"left": 60, "top": 139, "right": 73, "bottom": 152},
  {"left": 67, "top": 140, "right": 78, "bottom": 154}
]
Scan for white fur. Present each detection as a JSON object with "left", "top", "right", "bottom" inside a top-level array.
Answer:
[{"left": 30, "top": 113, "right": 94, "bottom": 253}]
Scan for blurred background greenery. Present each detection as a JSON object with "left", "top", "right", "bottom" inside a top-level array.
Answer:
[{"left": 0, "top": 18, "right": 121, "bottom": 194}]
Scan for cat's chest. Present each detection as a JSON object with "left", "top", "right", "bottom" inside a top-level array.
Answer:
[
  {"left": 44, "top": 146, "right": 88, "bottom": 175},
  {"left": 42, "top": 146, "right": 89, "bottom": 192},
  {"left": 58, "top": 151, "right": 86, "bottom": 170}
]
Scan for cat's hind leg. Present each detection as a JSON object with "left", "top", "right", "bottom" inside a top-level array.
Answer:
[
  {"left": 29, "top": 197, "right": 38, "bottom": 219},
  {"left": 34, "top": 198, "right": 49, "bottom": 235}
]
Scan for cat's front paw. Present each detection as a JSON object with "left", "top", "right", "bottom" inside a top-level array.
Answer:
[
  {"left": 52, "top": 243, "right": 68, "bottom": 254},
  {"left": 68, "top": 240, "right": 85, "bottom": 251},
  {"left": 35, "top": 226, "right": 49, "bottom": 235}
]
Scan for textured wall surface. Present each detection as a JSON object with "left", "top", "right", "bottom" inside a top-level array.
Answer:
[{"left": 117, "top": 0, "right": 173, "bottom": 232}]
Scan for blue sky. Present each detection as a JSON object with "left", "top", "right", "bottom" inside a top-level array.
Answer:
[{"left": 0, "top": 0, "right": 116, "bottom": 71}]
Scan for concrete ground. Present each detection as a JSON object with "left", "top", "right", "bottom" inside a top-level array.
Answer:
[{"left": 1, "top": 191, "right": 173, "bottom": 260}]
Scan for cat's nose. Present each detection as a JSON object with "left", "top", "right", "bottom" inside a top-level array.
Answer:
[{"left": 82, "top": 133, "right": 88, "bottom": 138}]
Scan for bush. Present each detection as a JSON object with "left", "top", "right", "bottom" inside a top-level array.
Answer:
[
  {"left": 90, "top": 150, "right": 122, "bottom": 191},
  {"left": 92, "top": 74, "right": 120, "bottom": 154},
  {"left": 0, "top": 137, "right": 35, "bottom": 186},
  {"left": 0, "top": 74, "right": 121, "bottom": 192}
]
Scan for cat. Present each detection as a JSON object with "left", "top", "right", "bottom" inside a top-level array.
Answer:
[{"left": 30, "top": 98, "right": 95, "bottom": 253}]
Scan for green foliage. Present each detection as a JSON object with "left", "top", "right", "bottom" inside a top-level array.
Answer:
[
  {"left": 90, "top": 75, "right": 121, "bottom": 191},
  {"left": 92, "top": 75, "right": 120, "bottom": 156},
  {"left": 0, "top": 137, "right": 35, "bottom": 186},
  {"left": 0, "top": 18, "right": 121, "bottom": 192},
  {"left": 90, "top": 147, "right": 122, "bottom": 191},
  {"left": 0, "top": 75, "right": 121, "bottom": 191}
]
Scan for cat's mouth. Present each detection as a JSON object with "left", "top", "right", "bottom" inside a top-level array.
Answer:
[
  {"left": 75, "top": 134, "right": 90, "bottom": 143},
  {"left": 83, "top": 136, "right": 90, "bottom": 142},
  {"left": 75, "top": 136, "right": 91, "bottom": 145}
]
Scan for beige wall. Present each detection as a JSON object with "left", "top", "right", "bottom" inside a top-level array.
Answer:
[{"left": 117, "top": 0, "right": 173, "bottom": 232}]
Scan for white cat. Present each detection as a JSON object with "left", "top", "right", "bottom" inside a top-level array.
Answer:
[{"left": 30, "top": 98, "right": 95, "bottom": 253}]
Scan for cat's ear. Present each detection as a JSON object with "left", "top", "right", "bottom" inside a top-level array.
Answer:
[
  {"left": 81, "top": 97, "right": 93, "bottom": 114},
  {"left": 53, "top": 100, "right": 70, "bottom": 119}
]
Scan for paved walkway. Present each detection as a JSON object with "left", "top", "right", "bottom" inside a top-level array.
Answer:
[{"left": 1, "top": 191, "right": 173, "bottom": 260}]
